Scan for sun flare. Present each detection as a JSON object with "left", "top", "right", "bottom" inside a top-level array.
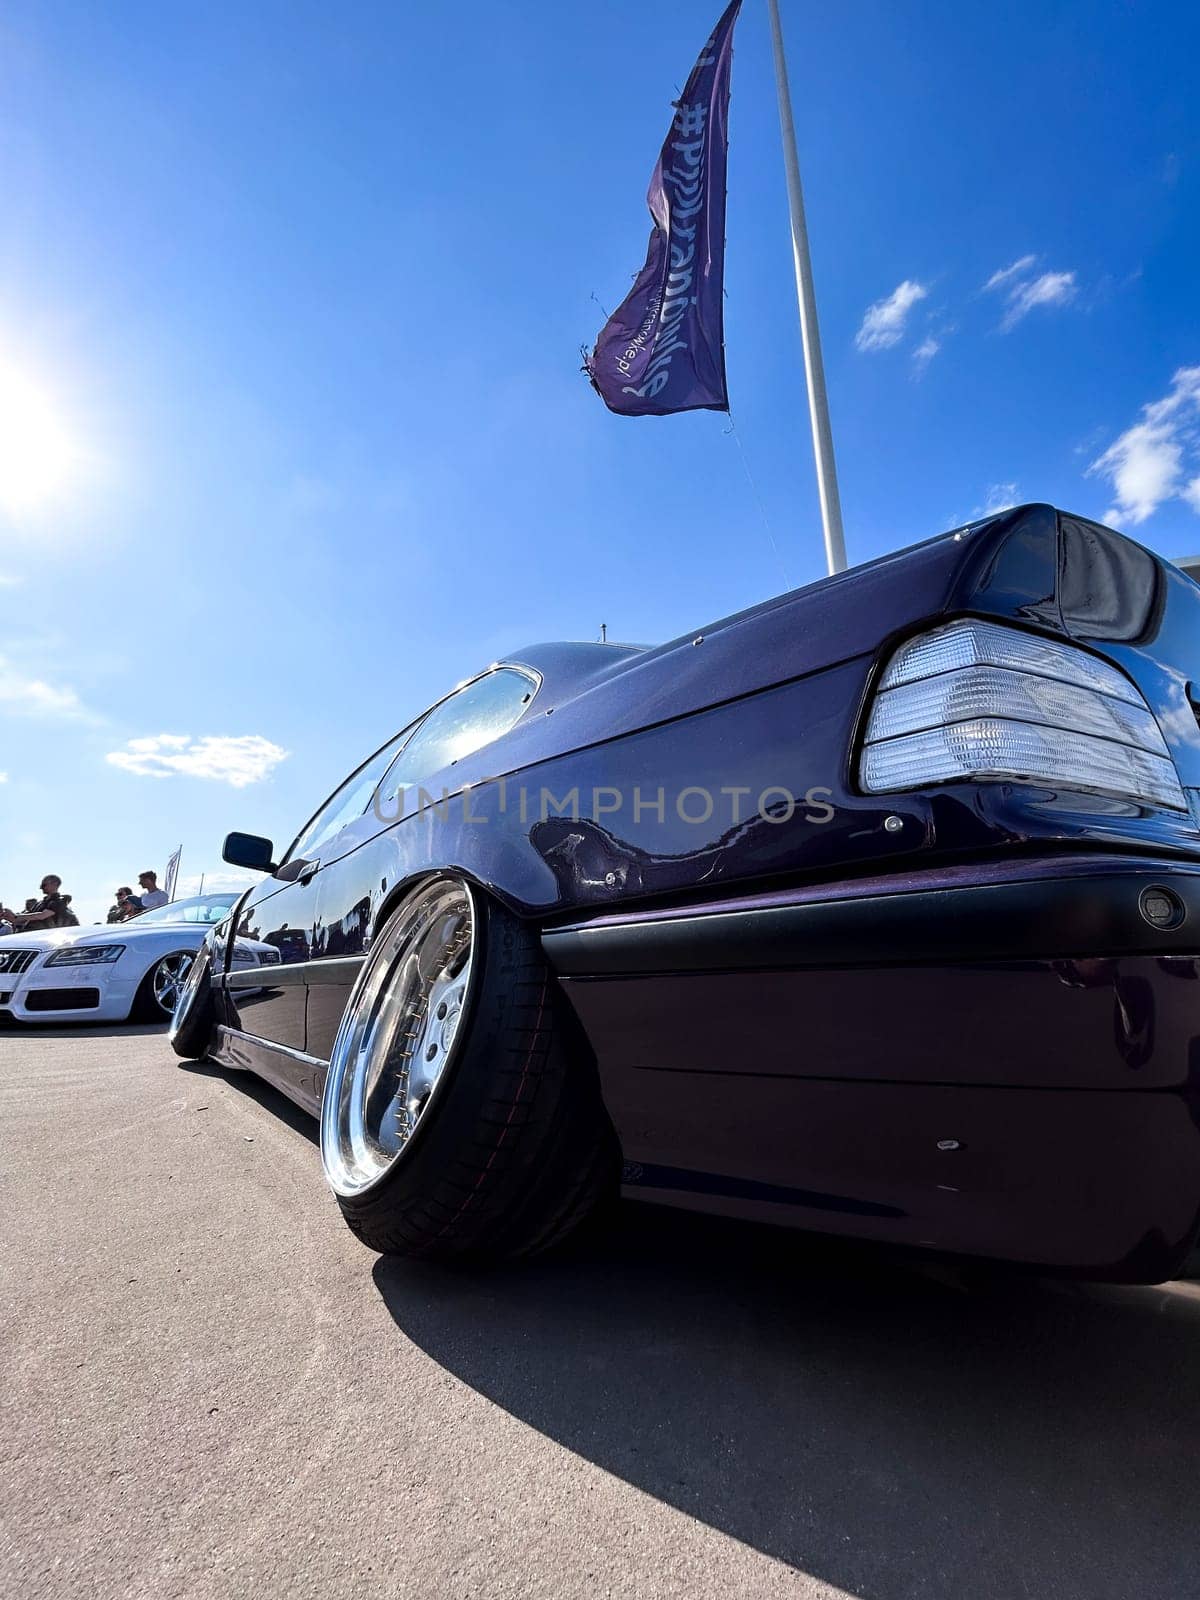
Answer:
[{"left": 0, "top": 360, "right": 78, "bottom": 517}]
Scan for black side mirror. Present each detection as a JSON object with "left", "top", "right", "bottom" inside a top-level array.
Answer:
[{"left": 222, "top": 831, "right": 278, "bottom": 874}]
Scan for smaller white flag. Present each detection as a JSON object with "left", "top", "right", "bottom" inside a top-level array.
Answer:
[{"left": 163, "top": 846, "right": 182, "bottom": 902}]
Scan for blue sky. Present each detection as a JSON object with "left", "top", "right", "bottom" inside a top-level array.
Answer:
[{"left": 1, "top": 0, "right": 1198, "bottom": 923}]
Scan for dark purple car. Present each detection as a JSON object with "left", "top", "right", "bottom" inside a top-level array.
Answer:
[{"left": 171, "top": 505, "right": 1200, "bottom": 1282}]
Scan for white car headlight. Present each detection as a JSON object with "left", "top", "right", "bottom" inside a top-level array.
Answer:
[
  {"left": 860, "top": 618, "right": 1187, "bottom": 812},
  {"left": 232, "top": 939, "right": 279, "bottom": 966},
  {"left": 45, "top": 944, "right": 126, "bottom": 967}
]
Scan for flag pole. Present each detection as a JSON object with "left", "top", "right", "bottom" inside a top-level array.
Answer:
[{"left": 765, "top": 0, "right": 847, "bottom": 576}]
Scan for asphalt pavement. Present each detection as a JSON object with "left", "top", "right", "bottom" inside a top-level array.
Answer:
[{"left": 1, "top": 1023, "right": 1197, "bottom": 1600}]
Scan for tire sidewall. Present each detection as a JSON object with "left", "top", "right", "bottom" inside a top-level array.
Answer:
[{"left": 332, "top": 889, "right": 553, "bottom": 1227}]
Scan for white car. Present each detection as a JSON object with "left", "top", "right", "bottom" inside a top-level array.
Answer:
[{"left": 0, "top": 893, "right": 280, "bottom": 1026}]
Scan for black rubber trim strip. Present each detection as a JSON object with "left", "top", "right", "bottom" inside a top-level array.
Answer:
[
  {"left": 542, "top": 870, "right": 1200, "bottom": 976},
  {"left": 621, "top": 1162, "right": 906, "bottom": 1218}
]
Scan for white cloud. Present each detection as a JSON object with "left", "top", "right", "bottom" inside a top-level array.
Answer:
[
  {"left": 0, "top": 770, "right": 7, "bottom": 783},
  {"left": 1088, "top": 366, "right": 1200, "bottom": 524},
  {"left": 0, "top": 573, "right": 22, "bottom": 588},
  {"left": 1088, "top": 367, "right": 1200, "bottom": 526},
  {"left": 974, "top": 483, "right": 1021, "bottom": 517},
  {"left": 0, "top": 654, "right": 92, "bottom": 720},
  {"left": 1000, "top": 270, "right": 1077, "bottom": 331},
  {"left": 983, "top": 254, "right": 1038, "bottom": 292},
  {"left": 981, "top": 253, "right": 1078, "bottom": 328},
  {"left": 855, "top": 280, "right": 928, "bottom": 352},
  {"left": 106, "top": 734, "right": 289, "bottom": 788},
  {"left": 1099, "top": 431, "right": 1181, "bottom": 525},
  {"left": 912, "top": 336, "right": 941, "bottom": 374}
]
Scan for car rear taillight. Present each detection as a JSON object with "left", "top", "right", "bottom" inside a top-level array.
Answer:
[{"left": 859, "top": 618, "right": 1187, "bottom": 812}]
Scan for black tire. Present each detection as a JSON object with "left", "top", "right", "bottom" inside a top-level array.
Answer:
[
  {"left": 167, "top": 951, "right": 216, "bottom": 1058},
  {"left": 329, "top": 882, "right": 618, "bottom": 1262}
]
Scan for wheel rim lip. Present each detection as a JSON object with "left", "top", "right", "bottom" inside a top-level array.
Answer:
[
  {"left": 153, "top": 952, "right": 194, "bottom": 1016},
  {"left": 168, "top": 949, "right": 208, "bottom": 1039},
  {"left": 320, "top": 877, "right": 478, "bottom": 1199}
]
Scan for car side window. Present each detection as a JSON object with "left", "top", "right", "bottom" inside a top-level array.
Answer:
[
  {"left": 287, "top": 726, "right": 421, "bottom": 865},
  {"left": 375, "top": 667, "right": 537, "bottom": 812}
]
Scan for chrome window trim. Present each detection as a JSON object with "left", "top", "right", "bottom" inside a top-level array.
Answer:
[{"left": 370, "top": 662, "right": 541, "bottom": 816}]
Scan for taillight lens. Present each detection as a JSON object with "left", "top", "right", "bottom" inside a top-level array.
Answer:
[{"left": 860, "top": 619, "right": 1187, "bottom": 812}]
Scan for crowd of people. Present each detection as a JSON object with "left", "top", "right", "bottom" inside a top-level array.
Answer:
[
  {"left": 106, "top": 872, "right": 169, "bottom": 923},
  {"left": 0, "top": 870, "right": 168, "bottom": 935}
]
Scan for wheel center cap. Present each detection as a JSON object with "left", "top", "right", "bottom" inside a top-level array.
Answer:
[{"left": 438, "top": 1003, "right": 461, "bottom": 1055}]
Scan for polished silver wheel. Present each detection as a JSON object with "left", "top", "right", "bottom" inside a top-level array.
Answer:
[
  {"left": 322, "top": 877, "right": 476, "bottom": 1198},
  {"left": 150, "top": 951, "right": 195, "bottom": 1017}
]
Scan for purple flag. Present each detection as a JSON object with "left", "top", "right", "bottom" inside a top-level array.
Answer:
[{"left": 586, "top": 1, "right": 741, "bottom": 417}]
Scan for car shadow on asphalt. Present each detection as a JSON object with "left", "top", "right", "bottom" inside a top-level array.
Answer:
[
  {"left": 373, "top": 1203, "right": 1199, "bottom": 1599},
  {"left": 175, "top": 1058, "right": 320, "bottom": 1145}
]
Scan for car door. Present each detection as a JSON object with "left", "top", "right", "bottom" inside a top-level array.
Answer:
[
  {"left": 227, "top": 873, "right": 320, "bottom": 1052},
  {"left": 226, "top": 728, "right": 413, "bottom": 1052}
]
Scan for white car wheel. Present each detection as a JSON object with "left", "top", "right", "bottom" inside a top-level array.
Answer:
[{"left": 134, "top": 951, "right": 195, "bottom": 1023}]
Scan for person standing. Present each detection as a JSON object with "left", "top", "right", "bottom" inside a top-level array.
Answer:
[{"left": 137, "top": 871, "right": 169, "bottom": 911}]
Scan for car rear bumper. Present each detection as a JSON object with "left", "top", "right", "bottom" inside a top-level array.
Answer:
[
  {"left": 543, "top": 853, "right": 1200, "bottom": 980},
  {"left": 545, "top": 855, "right": 1200, "bottom": 1281}
]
